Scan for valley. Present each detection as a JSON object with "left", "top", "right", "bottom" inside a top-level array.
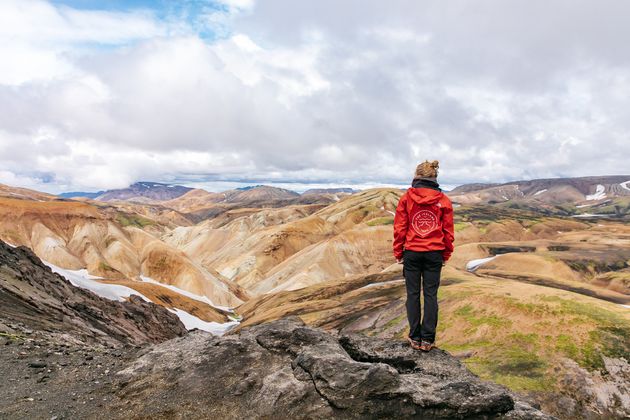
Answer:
[{"left": 1, "top": 176, "right": 630, "bottom": 419}]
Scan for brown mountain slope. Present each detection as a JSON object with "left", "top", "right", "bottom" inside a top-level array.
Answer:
[
  {"left": 160, "top": 188, "right": 227, "bottom": 212},
  {"left": 0, "top": 183, "right": 58, "bottom": 201},
  {"left": 163, "top": 188, "right": 402, "bottom": 295},
  {"left": 0, "top": 196, "right": 242, "bottom": 307},
  {"left": 161, "top": 185, "right": 337, "bottom": 222}
]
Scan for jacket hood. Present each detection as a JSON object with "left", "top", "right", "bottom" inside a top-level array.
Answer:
[{"left": 407, "top": 187, "right": 444, "bottom": 205}]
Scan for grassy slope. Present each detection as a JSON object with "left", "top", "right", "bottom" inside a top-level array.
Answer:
[{"left": 237, "top": 267, "right": 630, "bottom": 413}]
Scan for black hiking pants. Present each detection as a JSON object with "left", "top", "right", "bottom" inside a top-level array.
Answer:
[{"left": 403, "top": 249, "right": 443, "bottom": 343}]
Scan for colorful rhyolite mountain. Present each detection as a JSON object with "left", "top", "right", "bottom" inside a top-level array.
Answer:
[{"left": 0, "top": 176, "right": 629, "bottom": 418}]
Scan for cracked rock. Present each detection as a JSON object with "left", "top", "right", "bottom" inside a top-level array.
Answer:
[{"left": 112, "top": 317, "right": 554, "bottom": 419}]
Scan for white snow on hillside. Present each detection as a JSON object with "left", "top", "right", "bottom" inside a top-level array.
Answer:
[
  {"left": 44, "top": 262, "right": 151, "bottom": 302},
  {"left": 466, "top": 256, "right": 497, "bottom": 272},
  {"left": 380, "top": 205, "right": 395, "bottom": 215},
  {"left": 586, "top": 184, "right": 606, "bottom": 200},
  {"left": 620, "top": 181, "right": 630, "bottom": 192},
  {"left": 168, "top": 308, "right": 239, "bottom": 335},
  {"left": 571, "top": 213, "right": 608, "bottom": 218},
  {"left": 358, "top": 279, "right": 404, "bottom": 290},
  {"left": 533, "top": 189, "right": 547, "bottom": 196},
  {"left": 139, "top": 275, "right": 233, "bottom": 312}
]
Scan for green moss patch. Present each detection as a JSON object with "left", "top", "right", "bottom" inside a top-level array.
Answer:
[
  {"left": 462, "top": 342, "right": 551, "bottom": 392},
  {"left": 540, "top": 296, "right": 630, "bottom": 371},
  {"left": 454, "top": 222, "right": 469, "bottom": 232},
  {"left": 454, "top": 304, "right": 512, "bottom": 329},
  {"left": 116, "top": 212, "right": 155, "bottom": 228}
]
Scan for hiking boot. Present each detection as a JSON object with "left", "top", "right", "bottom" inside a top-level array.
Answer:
[
  {"left": 419, "top": 340, "right": 435, "bottom": 352},
  {"left": 407, "top": 336, "right": 422, "bottom": 350}
]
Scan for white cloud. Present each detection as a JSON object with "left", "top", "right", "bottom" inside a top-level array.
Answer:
[
  {"left": 0, "top": 0, "right": 168, "bottom": 85},
  {"left": 1, "top": 0, "right": 630, "bottom": 194}
]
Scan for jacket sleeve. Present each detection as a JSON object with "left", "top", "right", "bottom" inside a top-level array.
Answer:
[
  {"left": 393, "top": 193, "right": 408, "bottom": 260},
  {"left": 441, "top": 200, "right": 455, "bottom": 262}
]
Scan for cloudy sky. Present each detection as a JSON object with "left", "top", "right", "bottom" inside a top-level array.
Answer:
[{"left": 1, "top": 0, "right": 629, "bottom": 193}]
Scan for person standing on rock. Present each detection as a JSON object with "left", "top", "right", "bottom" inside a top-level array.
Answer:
[{"left": 393, "top": 160, "right": 455, "bottom": 351}]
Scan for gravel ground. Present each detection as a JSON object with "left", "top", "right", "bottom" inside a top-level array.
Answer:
[{"left": 0, "top": 330, "right": 138, "bottom": 420}]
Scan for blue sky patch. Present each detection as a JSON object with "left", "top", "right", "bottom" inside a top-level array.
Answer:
[{"left": 51, "top": 0, "right": 229, "bottom": 39}]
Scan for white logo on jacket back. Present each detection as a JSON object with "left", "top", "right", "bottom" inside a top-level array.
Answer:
[{"left": 410, "top": 207, "right": 439, "bottom": 237}]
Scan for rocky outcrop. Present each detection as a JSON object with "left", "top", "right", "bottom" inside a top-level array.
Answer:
[
  {"left": 548, "top": 357, "right": 630, "bottom": 419},
  {"left": 0, "top": 241, "right": 187, "bottom": 347},
  {"left": 114, "top": 317, "right": 552, "bottom": 419}
]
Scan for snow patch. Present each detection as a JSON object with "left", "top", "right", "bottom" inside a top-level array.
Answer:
[
  {"left": 359, "top": 279, "right": 404, "bottom": 290},
  {"left": 621, "top": 305, "right": 630, "bottom": 309},
  {"left": 466, "top": 256, "right": 498, "bottom": 272},
  {"left": 620, "top": 181, "right": 630, "bottom": 192},
  {"left": 139, "top": 276, "right": 233, "bottom": 312},
  {"left": 379, "top": 205, "right": 395, "bottom": 215},
  {"left": 586, "top": 184, "right": 606, "bottom": 201},
  {"left": 168, "top": 308, "right": 239, "bottom": 335},
  {"left": 44, "top": 262, "right": 151, "bottom": 302},
  {"left": 533, "top": 189, "right": 547, "bottom": 196},
  {"left": 571, "top": 213, "right": 609, "bottom": 218},
  {"left": 576, "top": 204, "right": 593, "bottom": 208}
]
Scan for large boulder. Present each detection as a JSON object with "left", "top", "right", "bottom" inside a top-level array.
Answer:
[{"left": 114, "top": 317, "right": 553, "bottom": 419}]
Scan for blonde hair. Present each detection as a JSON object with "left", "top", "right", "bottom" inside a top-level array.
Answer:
[{"left": 415, "top": 160, "right": 439, "bottom": 178}]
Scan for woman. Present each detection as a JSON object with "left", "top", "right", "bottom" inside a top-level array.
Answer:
[{"left": 393, "top": 160, "right": 455, "bottom": 351}]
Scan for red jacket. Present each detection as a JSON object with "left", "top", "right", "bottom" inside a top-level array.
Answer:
[{"left": 393, "top": 187, "right": 455, "bottom": 262}]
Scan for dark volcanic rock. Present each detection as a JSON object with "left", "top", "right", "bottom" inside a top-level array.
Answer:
[
  {"left": 113, "top": 318, "right": 553, "bottom": 419},
  {"left": 0, "top": 241, "right": 186, "bottom": 347}
]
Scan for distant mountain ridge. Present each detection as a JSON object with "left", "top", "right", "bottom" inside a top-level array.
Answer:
[
  {"left": 60, "top": 182, "right": 193, "bottom": 202},
  {"left": 450, "top": 175, "right": 630, "bottom": 210},
  {"left": 59, "top": 183, "right": 362, "bottom": 203},
  {"left": 451, "top": 175, "right": 630, "bottom": 195},
  {"left": 302, "top": 187, "right": 357, "bottom": 195}
]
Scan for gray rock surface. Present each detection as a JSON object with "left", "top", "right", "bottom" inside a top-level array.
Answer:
[{"left": 114, "top": 317, "right": 554, "bottom": 419}]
